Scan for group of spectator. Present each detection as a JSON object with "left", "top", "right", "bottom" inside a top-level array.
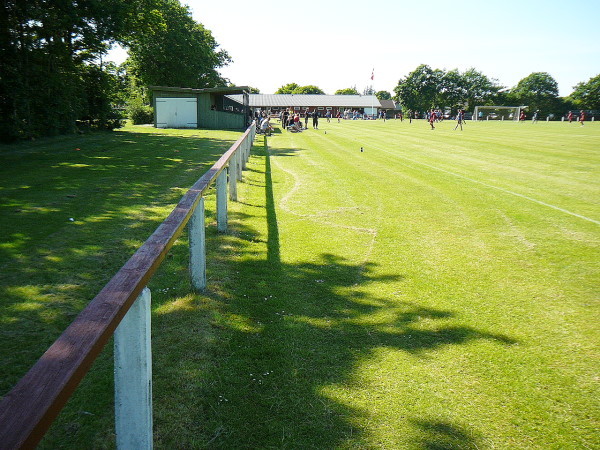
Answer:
[
  {"left": 254, "top": 110, "right": 272, "bottom": 135},
  {"left": 278, "top": 109, "right": 320, "bottom": 132}
]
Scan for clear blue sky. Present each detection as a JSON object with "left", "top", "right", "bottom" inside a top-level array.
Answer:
[{"left": 109, "top": 0, "right": 600, "bottom": 97}]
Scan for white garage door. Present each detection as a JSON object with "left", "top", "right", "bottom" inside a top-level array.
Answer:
[{"left": 155, "top": 97, "right": 198, "bottom": 128}]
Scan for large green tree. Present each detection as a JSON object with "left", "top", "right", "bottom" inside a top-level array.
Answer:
[
  {"left": 394, "top": 65, "right": 501, "bottom": 113},
  {"left": 394, "top": 64, "right": 439, "bottom": 112},
  {"left": 436, "top": 69, "right": 467, "bottom": 110},
  {"left": 275, "top": 83, "right": 300, "bottom": 94},
  {"left": 511, "top": 72, "right": 559, "bottom": 114},
  {"left": 0, "top": 0, "right": 230, "bottom": 141},
  {"left": 0, "top": 0, "right": 140, "bottom": 140},
  {"left": 125, "top": 0, "right": 230, "bottom": 91},
  {"left": 375, "top": 91, "right": 392, "bottom": 100},
  {"left": 569, "top": 74, "right": 600, "bottom": 110},
  {"left": 461, "top": 68, "right": 502, "bottom": 110}
]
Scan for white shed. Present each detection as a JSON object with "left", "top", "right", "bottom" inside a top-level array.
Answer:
[{"left": 155, "top": 97, "right": 198, "bottom": 128}]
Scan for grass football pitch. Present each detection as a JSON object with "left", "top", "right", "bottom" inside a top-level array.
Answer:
[{"left": 0, "top": 119, "right": 598, "bottom": 448}]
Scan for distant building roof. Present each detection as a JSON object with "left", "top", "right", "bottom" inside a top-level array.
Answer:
[
  {"left": 228, "top": 94, "right": 382, "bottom": 108},
  {"left": 379, "top": 99, "right": 398, "bottom": 109},
  {"left": 150, "top": 85, "right": 250, "bottom": 95}
]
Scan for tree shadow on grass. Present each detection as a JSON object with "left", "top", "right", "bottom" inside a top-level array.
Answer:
[
  {"left": 149, "top": 246, "right": 515, "bottom": 449},
  {"left": 145, "top": 138, "right": 517, "bottom": 449},
  {"left": 0, "top": 129, "right": 243, "bottom": 395},
  {"left": 411, "top": 419, "right": 482, "bottom": 450},
  {"left": 21, "top": 130, "right": 518, "bottom": 448}
]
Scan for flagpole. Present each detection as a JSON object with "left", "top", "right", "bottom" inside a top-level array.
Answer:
[{"left": 371, "top": 68, "right": 374, "bottom": 119}]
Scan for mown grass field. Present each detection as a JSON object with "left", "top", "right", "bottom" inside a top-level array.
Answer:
[{"left": 1, "top": 119, "right": 599, "bottom": 448}]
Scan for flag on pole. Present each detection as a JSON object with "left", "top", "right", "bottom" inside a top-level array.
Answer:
[{"left": 371, "top": 68, "right": 374, "bottom": 80}]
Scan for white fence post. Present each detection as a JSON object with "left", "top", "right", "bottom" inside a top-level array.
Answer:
[
  {"left": 114, "top": 287, "right": 153, "bottom": 450},
  {"left": 236, "top": 149, "right": 243, "bottom": 182},
  {"left": 229, "top": 162, "right": 237, "bottom": 201},
  {"left": 216, "top": 170, "right": 228, "bottom": 232},
  {"left": 241, "top": 139, "right": 248, "bottom": 171},
  {"left": 189, "top": 197, "right": 206, "bottom": 291}
]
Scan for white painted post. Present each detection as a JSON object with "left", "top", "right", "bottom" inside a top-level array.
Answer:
[
  {"left": 216, "top": 170, "right": 227, "bottom": 232},
  {"left": 236, "top": 150, "right": 243, "bottom": 181},
  {"left": 241, "top": 139, "right": 248, "bottom": 171},
  {"left": 114, "top": 287, "right": 153, "bottom": 450},
  {"left": 189, "top": 197, "right": 206, "bottom": 290},
  {"left": 229, "top": 163, "right": 237, "bottom": 201}
]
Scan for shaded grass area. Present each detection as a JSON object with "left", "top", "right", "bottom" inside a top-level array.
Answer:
[
  {"left": 1, "top": 120, "right": 599, "bottom": 448},
  {"left": 0, "top": 125, "right": 243, "bottom": 446}
]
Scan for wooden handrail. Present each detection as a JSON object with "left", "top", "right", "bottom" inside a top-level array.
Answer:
[{"left": 0, "top": 124, "right": 255, "bottom": 449}]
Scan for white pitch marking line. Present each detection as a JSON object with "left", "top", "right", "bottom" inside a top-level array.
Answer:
[{"left": 371, "top": 144, "right": 600, "bottom": 226}]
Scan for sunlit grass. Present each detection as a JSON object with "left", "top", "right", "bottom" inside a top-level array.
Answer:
[{"left": 1, "top": 120, "right": 599, "bottom": 448}]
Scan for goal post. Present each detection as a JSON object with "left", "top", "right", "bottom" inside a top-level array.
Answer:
[{"left": 473, "top": 106, "right": 521, "bottom": 121}]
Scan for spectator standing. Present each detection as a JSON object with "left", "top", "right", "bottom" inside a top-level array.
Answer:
[
  {"left": 312, "top": 110, "right": 319, "bottom": 129},
  {"left": 283, "top": 109, "right": 289, "bottom": 129}
]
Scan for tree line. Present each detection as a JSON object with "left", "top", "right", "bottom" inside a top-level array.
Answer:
[
  {"left": 393, "top": 65, "right": 600, "bottom": 117},
  {"left": 0, "top": 0, "right": 229, "bottom": 142},
  {"left": 275, "top": 68, "right": 600, "bottom": 117},
  {"left": 3, "top": 0, "right": 599, "bottom": 143}
]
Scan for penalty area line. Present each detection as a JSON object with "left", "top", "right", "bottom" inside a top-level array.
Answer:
[{"left": 372, "top": 144, "right": 600, "bottom": 226}]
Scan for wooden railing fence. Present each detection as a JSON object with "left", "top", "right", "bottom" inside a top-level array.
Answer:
[{"left": 0, "top": 123, "right": 257, "bottom": 449}]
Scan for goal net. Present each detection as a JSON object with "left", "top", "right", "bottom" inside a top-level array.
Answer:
[{"left": 473, "top": 106, "right": 521, "bottom": 121}]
